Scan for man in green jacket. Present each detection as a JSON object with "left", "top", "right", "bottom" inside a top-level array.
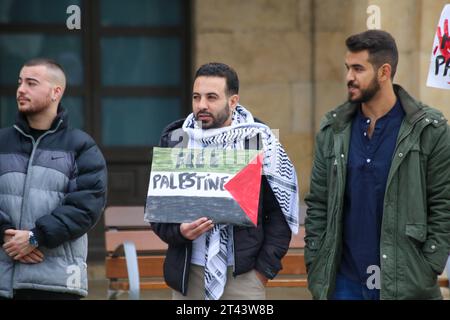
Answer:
[{"left": 304, "top": 30, "right": 450, "bottom": 300}]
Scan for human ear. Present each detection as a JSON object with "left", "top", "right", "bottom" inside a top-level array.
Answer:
[
  {"left": 378, "top": 64, "right": 391, "bottom": 82},
  {"left": 229, "top": 94, "right": 239, "bottom": 110},
  {"left": 52, "top": 86, "right": 63, "bottom": 101}
]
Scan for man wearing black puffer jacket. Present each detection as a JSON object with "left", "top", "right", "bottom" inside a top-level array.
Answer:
[
  {"left": 149, "top": 63, "right": 300, "bottom": 300},
  {"left": 0, "top": 58, "right": 107, "bottom": 300}
]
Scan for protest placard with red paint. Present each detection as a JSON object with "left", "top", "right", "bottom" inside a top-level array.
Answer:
[
  {"left": 427, "top": 5, "right": 450, "bottom": 89},
  {"left": 144, "top": 147, "right": 262, "bottom": 227}
]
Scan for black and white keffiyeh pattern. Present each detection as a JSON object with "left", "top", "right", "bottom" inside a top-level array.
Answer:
[
  {"left": 182, "top": 105, "right": 300, "bottom": 300},
  {"left": 203, "top": 224, "right": 230, "bottom": 300}
]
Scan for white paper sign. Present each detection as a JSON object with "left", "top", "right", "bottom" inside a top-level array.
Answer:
[{"left": 426, "top": 5, "right": 450, "bottom": 89}]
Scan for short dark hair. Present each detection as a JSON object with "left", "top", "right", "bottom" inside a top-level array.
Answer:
[
  {"left": 345, "top": 30, "right": 398, "bottom": 79},
  {"left": 194, "top": 62, "right": 239, "bottom": 95},
  {"left": 23, "top": 57, "right": 66, "bottom": 76}
]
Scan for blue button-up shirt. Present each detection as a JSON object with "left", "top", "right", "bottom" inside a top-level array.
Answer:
[{"left": 340, "top": 99, "right": 405, "bottom": 286}]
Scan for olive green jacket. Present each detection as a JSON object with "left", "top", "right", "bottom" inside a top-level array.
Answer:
[{"left": 304, "top": 85, "right": 450, "bottom": 300}]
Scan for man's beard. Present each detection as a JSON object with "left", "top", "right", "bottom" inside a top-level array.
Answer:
[
  {"left": 347, "top": 76, "right": 380, "bottom": 104},
  {"left": 195, "top": 103, "right": 231, "bottom": 129},
  {"left": 17, "top": 96, "right": 51, "bottom": 115}
]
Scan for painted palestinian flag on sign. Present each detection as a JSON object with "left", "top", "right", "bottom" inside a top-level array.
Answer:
[{"left": 144, "top": 147, "right": 263, "bottom": 227}]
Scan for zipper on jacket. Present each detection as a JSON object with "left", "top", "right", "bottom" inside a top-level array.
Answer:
[
  {"left": 14, "top": 119, "right": 63, "bottom": 229},
  {"left": 9, "top": 128, "right": 37, "bottom": 296},
  {"left": 328, "top": 159, "right": 345, "bottom": 299},
  {"left": 397, "top": 117, "right": 430, "bottom": 299},
  {"left": 324, "top": 136, "right": 347, "bottom": 299},
  {"left": 393, "top": 114, "right": 427, "bottom": 152},
  {"left": 382, "top": 113, "right": 430, "bottom": 299},
  {"left": 10, "top": 120, "right": 63, "bottom": 291},
  {"left": 394, "top": 194, "right": 398, "bottom": 298}
]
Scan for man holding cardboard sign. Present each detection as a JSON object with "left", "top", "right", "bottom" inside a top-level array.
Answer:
[{"left": 146, "top": 62, "right": 299, "bottom": 300}]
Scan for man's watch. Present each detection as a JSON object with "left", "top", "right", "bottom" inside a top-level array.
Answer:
[{"left": 28, "top": 231, "right": 39, "bottom": 247}]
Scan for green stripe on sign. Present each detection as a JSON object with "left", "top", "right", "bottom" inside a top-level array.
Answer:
[{"left": 151, "top": 147, "right": 260, "bottom": 174}]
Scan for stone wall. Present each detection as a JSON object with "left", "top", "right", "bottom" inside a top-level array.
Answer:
[
  {"left": 194, "top": 0, "right": 450, "bottom": 202},
  {"left": 194, "top": 0, "right": 314, "bottom": 199}
]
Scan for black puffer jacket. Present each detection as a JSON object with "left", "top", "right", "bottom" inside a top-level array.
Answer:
[
  {"left": 151, "top": 119, "right": 291, "bottom": 295},
  {"left": 0, "top": 106, "right": 107, "bottom": 298}
]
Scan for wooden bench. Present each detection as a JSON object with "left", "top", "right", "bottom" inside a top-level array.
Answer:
[
  {"left": 267, "top": 227, "right": 307, "bottom": 288},
  {"left": 104, "top": 206, "right": 449, "bottom": 299},
  {"left": 104, "top": 206, "right": 308, "bottom": 299},
  {"left": 104, "top": 206, "right": 167, "bottom": 299}
]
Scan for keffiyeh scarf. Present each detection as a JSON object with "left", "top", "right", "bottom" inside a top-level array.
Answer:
[{"left": 182, "top": 105, "right": 299, "bottom": 300}]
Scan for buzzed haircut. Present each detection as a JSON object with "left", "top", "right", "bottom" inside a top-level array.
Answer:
[
  {"left": 194, "top": 62, "right": 239, "bottom": 96},
  {"left": 24, "top": 58, "right": 66, "bottom": 77},
  {"left": 23, "top": 57, "right": 67, "bottom": 87},
  {"left": 345, "top": 30, "right": 399, "bottom": 79}
]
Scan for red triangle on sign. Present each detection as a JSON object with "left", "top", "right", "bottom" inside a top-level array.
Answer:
[{"left": 224, "top": 153, "right": 263, "bottom": 226}]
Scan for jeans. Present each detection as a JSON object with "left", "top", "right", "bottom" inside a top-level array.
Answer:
[{"left": 331, "top": 273, "right": 380, "bottom": 300}]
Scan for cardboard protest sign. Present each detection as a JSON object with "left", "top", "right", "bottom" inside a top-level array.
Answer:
[
  {"left": 426, "top": 4, "right": 450, "bottom": 89},
  {"left": 144, "top": 147, "right": 263, "bottom": 227}
]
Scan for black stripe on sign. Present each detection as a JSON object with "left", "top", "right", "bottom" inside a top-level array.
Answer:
[{"left": 145, "top": 196, "right": 255, "bottom": 227}]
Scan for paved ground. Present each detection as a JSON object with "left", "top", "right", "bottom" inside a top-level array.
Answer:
[
  {"left": 85, "top": 261, "right": 312, "bottom": 300},
  {"left": 85, "top": 261, "right": 449, "bottom": 300},
  {"left": 87, "top": 279, "right": 313, "bottom": 300}
]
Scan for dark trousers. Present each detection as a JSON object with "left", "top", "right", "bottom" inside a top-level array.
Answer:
[{"left": 0, "top": 289, "right": 82, "bottom": 300}]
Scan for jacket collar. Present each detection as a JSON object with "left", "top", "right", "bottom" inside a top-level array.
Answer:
[
  {"left": 15, "top": 104, "right": 68, "bottom": 135},
  {"left": 321, "top": 84, "right": 426, "bottom": 132}
]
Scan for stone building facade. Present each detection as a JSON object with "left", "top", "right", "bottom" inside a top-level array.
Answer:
[{"left": 194, "top": 0, "right": 450, "bottom": 199}]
